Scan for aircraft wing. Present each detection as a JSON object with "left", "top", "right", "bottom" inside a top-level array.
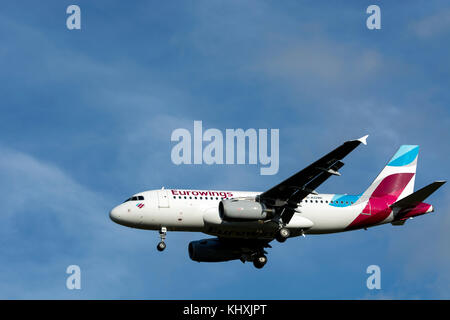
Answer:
[{"left": 258, "top": 135, "right": 368, "bottom": 224}]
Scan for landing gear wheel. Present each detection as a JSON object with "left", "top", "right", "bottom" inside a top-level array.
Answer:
[
  {"left": 157, "top": 241, "right": 166, "bottom": 252},
  {"left": 253, "top": 255, "right": 267, "bottom": 269},
  {"left": 276, "top": 228, "right": 290, "bottom": 243},
  {"left": 157, "top": 227, "right": 167, "bottom": 252}
]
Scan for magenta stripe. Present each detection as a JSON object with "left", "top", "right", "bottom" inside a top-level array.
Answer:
[
  {"left": 371, "top": 173, "right": 415, "bottom": 198},
  {"left": 346, "top": 173, "right": 415, "bottom": 230}
]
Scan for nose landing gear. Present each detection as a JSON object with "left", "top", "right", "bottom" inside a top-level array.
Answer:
[
  {"left": 157, "top": 242, "right": 166, "bottom": 251},
  {"left": 157, "top": 227, "right": 167, "bottom": 252}
]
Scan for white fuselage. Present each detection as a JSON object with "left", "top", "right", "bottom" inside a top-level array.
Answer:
[{"left": 109, "top": 188, "right": 393, "bottom": 239}]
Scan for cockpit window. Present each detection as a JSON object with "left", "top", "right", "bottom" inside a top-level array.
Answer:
[{"left": 123, "top": 195, "right": 144, "bottom": 203}]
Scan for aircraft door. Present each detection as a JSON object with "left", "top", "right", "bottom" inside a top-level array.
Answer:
[{"left": 157, "top": 190, "right": 170, "bottom": 208}]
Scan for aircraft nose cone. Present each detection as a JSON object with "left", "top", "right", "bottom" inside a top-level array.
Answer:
[{"left": 109, "top": 206, "right": 121, "bottom": 222}]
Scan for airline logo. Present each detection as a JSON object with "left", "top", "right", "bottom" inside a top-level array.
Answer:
[
  {"left": 171, "top": 189, "right": 233, "bottom": 198},
  {"left": 387, "top": 145, "right": 419, "bottom": 167},
  {"left": 136, "top": 203, "right": 145, "bottom": 209}
]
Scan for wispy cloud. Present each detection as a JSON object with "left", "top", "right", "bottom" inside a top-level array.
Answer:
[
  {"left": 0, "top": 146, "right": 153, "bottom": 298},
  {"left": 410, "top": 8, "right": 450, "bottom": 38},
  {"left": 0, "top": 1, "right": 449, "bottom": 299}
]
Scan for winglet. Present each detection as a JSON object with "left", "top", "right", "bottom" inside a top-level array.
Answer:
[{"left": 357, "top": 135, "right": 369, "bottom": 145}]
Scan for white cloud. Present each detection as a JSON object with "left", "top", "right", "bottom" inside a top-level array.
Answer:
[
  {"left": 258, "top": 42, "right": 383, "bottom": 84},
  {"left": 410, "top": 9, "right": 450, "bottom": 38},
  {"left": 0, "top": 146, "right": 151, "bottom": 298}
]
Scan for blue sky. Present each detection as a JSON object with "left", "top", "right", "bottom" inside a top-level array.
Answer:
[{"left": 0, "top": 1, "right": 449, "bottom": 299}]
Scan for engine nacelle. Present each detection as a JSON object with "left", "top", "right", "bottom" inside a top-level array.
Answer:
[
  {"left": 218, "top": 199, "right": 274, "bottom": 221},
  {"left": 188, "top": 238, "right": 243, "bottom": 262}
]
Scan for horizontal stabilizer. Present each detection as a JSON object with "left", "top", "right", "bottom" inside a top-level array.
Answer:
[{"left": 390, "top": 180, "right": 446, "bottom": 209}]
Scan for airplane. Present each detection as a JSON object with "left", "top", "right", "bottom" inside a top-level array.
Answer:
[{"left": 109, "top": 136, "right": 445, "bottom": 269}]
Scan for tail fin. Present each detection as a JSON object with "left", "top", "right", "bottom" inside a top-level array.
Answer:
[{"left": 361, "top": 145, "right": 419, "bottom": 204}]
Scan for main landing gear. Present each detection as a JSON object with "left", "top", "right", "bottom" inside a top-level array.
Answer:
[
  {"left": 240, "top": 248, "right": 269, "bottom": 269},
  {"left": 275, "top": 227, "right": 290, "bottom": 243},
  {"left": 252, "top": 254, "right": 268, "bottom": 269},
  {"left": 157, "top": 227, "right": 167, "bottom": 252}
]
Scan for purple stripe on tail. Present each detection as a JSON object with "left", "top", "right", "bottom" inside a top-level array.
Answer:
[{"left": 346, "top": 173, "right": 415, "bottom": 230}]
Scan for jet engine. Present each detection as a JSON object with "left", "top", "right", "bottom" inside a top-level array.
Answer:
[
  {"left": 188, "top": 238, "right": 244, "bottom": 262},
  {"left": 188, "top": 238, "right": 268, "bottom": 268},
  {"left": 218, "top": 199, "right": 274, "bottom": 221}
]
